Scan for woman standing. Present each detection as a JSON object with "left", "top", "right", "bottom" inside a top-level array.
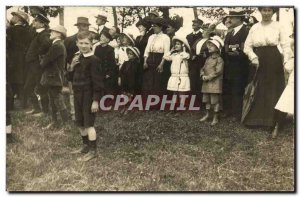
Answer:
[
  {"left": 242, "top": 7, "right": 293, "bottom": 128},
  {"left": 143, "top": 18, "right": 170, "bottom": 96}
]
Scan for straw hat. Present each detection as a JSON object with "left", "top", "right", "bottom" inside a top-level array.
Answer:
[
  {"left": 11, "top": 11, "right": 29, "bottom": 24},
  {"left": 50, "top": 25, "right": 67, "bottom": 37},
  {"left": 95, "top": 14, "right": 108, "bottom": 22},
  {"left": 120, "top": 32, "right": 135, "bottom": 46},
  {"left": 126, "top": 47, "right": 140, "bottom": 59},
  {"left": 207, "top": 35, "right": 224, "bottom": 51}
]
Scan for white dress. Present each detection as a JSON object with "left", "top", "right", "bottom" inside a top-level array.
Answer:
[
  {"left": 164, "top": 51, "right": 190, "bottom": 92},
  {"left": 275, "top": 60, "right": 294, "bottom": 114}
]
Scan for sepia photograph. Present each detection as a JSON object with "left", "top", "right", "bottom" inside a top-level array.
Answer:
[{"left": 5, "top": 4, "right": 295, "bottom": 192}]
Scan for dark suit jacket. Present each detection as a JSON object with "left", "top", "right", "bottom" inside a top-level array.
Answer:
[
  {"left": 40, "top": 40, "right": 67, "bottom": 86},
  {"left": 6, "top": 25, "right": 33, "bottom": 84},
  {"left": 64, "top": 33, "right": 78, "bottom": 66},
  {"left": 25, "top": 28, "right": 51, "bottom": 68},
  {"left": 186, "top": 31, "right": 203, "bottom": 55},
  {"left": 224, "top": 25, "right": 249, "bottom": 80}
]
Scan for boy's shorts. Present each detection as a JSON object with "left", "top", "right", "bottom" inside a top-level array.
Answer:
[{"left": 73, "top": 86, "right": 96, "bottom": 128}]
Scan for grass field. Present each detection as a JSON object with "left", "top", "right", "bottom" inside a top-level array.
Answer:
[{"left": 6, "top": 110, "right": 295, "bottom": 191}]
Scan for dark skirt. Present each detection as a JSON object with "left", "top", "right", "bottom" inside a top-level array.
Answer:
[
  {"left": 243, "top": 46, "right": 285, "bottom": 127},
  {"left": 142, "top": 53, "right": 164, "bottom": 95}
]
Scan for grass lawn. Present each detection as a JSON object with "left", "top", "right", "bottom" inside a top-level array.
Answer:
[{"left": 6, "top": 110, "right": 295, "bottom": 191}]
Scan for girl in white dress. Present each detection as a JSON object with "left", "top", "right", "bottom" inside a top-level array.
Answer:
[{"left": 164, "top": 36, "right": 190, "bottom": 111}]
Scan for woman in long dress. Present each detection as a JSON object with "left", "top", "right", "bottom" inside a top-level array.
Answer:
[{"left": 243, "top": 7, "right": 293, "bottom": 128}]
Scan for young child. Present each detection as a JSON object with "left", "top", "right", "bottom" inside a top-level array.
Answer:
[
  {"left": 94, "top": 31, "right": 118, "bottom": 96},
  {"left": 116, "top": 33, "right": 135, "bottom": 69},
  {"left": 40, "top": 25, "right": 69, "bottom": 128},
  {"left": 119, "top": 47, "right": 140, "bottom": 113},
  {"left": 164, "top": 36, "right": 191, "bottom": 112},
  {"left": 67, "top": 31, "right": 104, "bottom": 162},
  {"left": 200, "top": 36, "right": 224, "bottom": 126}
]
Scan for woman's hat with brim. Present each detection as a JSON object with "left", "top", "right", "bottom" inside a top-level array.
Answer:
[
  {"left": 95, "top": 14, "right": 109, "bottom": 22},
  {"left": 150, "top": 17, "right": 168, "bottom": 27},
  {"left": 126, "top": 47, "right": 140, "bottom": 59},
  {"left": 135, "top": 19, "right": 151, "bottom": 30},
  {"left": 207, "top": 35, "right": 224, "bottom": 51},
  {"left": 74, "top": 17, "right": 91, "bottom": 26},
  {"left": 50, "top": 25, "right": 67, "bottom": 37},
  {"left": 167, "top": 15, "right": 183, "bottom": 31},
  {"left": 120, "top": 32, "right": 135, "bottom": 46},
  {"left": 172, "top": 35, "right": 191, "bottom": 52},
  {"left": 34, "top": 13, "right": 50, "bottom": 24},
  {"left": 11, "top": 11, "right": 29, "bottom": 24}
]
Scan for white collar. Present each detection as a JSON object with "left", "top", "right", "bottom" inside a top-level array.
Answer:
[
  {"left": 75, "top": 51, "right": 94, "bottom": 57},
  {"left": 36, "top": 28, "right": 45, "bottom": 33},
  {"left": 233, "top": 24, "right": 243, "bottom": 35},
  {"left": 193, "top": 28, "right": 203, "bottom": 34},
  {"left": 98, "top": 25, "right": 104, "bottom": 32},
  {"left": 52, "top": 38, "right": 61, "bottom": 44}
]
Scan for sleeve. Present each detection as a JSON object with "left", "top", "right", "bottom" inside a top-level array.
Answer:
[
  {"left": 107, "top": 48, "right": 118, "bottom": 79},
  {"left": 41, "top": 44, "right": 64, "bottom": 68},
  {"left": 279, "top": 24, "right": 293, "bottom": 63},
  {"left": 207, "top": 57, "right": 224, "bottom": 80},
  {"left": 144, "top": 35, "right": 153, "bottom": 57},
  {"left": 91, "top": 58, "right": 104, "bottom": 101},
  {"left": 163, "top": 51, "right": 173, "bottom": 61},
  {"left": 162, "top": 35, "right": 171, "bottom": 58},
  {"left": 243, "top": 26, "right": 258, "bottom": 61},
  {"left": 180, "top": 52, "right": 190, "bottom": 60}
]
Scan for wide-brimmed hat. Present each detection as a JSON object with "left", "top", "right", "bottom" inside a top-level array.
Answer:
[
  {"left": 167, "top": 15, "right": 183, "bottom": 31},
  {"left": 74, "top": 17, "right": 91, "bottom": 26},
  {"left": 172, "top": 35, "right": 191, "bottom": 52},
  {"left": 150, "top": 17, "right": 168, "bottom": 27},
  {"left": 126, "top": 47, "right": 140, "bottom": 59},
  {"left": 135, "top": 18, "right": 151, "bottom": 30},
  {"left": 120, "top": 32, "right": 135, "bottom": 46},
  {"left": 207, "top": 35, "right": 224, "bottom": 51},
  {"left": 149, "top": 11, "right": 159, "bottom": 17},
  {"left": 50, "top": 25, "right": 67, "bottom": 37},
  {"left": 11, "top": 11, "right": 29, "bottom": 24},
  {"left": 34, "top": 13, "right": 50, "bottom": 24},
  {"left": 224, "top": 9, "right": 246, "bottom": 20},
  {"left": 95, "top": 14, "right": 108, "bottom": 22}
]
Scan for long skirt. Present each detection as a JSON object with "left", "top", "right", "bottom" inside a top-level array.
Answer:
[
  {"left": 142, "top": 53, "right": 164, "bottom": 96},
  {"left": 243, "top": 46, "right": 285, "bottom": 127}
]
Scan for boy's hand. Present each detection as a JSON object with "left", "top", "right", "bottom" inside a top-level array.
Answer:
[
  {"left": 118, "top": 77, "right": 121, "bottom": 86},
  {"left": 143, "top": 62, "right": 148, "bottom": 70},
  {"left": 91, "top": 101, "right": 99, "bottom": 113},
  {"left": 69, "top": 55, "right": 80, "bottom": 71}
]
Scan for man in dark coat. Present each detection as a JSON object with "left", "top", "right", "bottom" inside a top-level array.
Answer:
[
  {"left": 6, "top": 11, "right": 33, "bottom": 109},
  {"left": 223, "top": 11, "right": 249, "bottom": 121},
  {"left": 186, "top": 18, "right": 204, "bottom": 106},
  {"left": 95, "top": 14, "right": 109, "bottom": 36},
  {"left": 24, "top": 13, "right": 51, "bottom": 114}
]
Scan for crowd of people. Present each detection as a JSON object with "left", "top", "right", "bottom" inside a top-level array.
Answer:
[{"left": 6, "top": 6, "right": 294, "bottom": 161}]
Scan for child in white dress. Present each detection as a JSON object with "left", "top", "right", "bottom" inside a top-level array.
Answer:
[{"left": 164, "top": 36, "right": 190, "bottom": 111}]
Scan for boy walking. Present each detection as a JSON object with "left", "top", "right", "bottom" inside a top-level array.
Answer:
[{"left": 67, "top": 31, "right": 104, "bottom": 161}]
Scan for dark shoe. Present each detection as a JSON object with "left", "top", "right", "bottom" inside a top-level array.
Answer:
[
  {"left": 71, "top": 144, "right": 89, "bottom": 154},
  {"left": 81, "top": 150, "right": 97, "bottom": 162}
]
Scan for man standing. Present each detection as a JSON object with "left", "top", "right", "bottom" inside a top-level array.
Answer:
[
  {"left": 24, "top": 13, "right": 51, "bottom": 115},
  {"left": 6, "top": 11, "right": 32, "bottom": 109},
  {"left": 95, "top": 14, "right": 109, "bottom": 36},
  {"left": 223, "top": 10, "right": 249, "bottom": 121},
  {"left": 186, "top": 18, "right": 204, "bottom": 106}
]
